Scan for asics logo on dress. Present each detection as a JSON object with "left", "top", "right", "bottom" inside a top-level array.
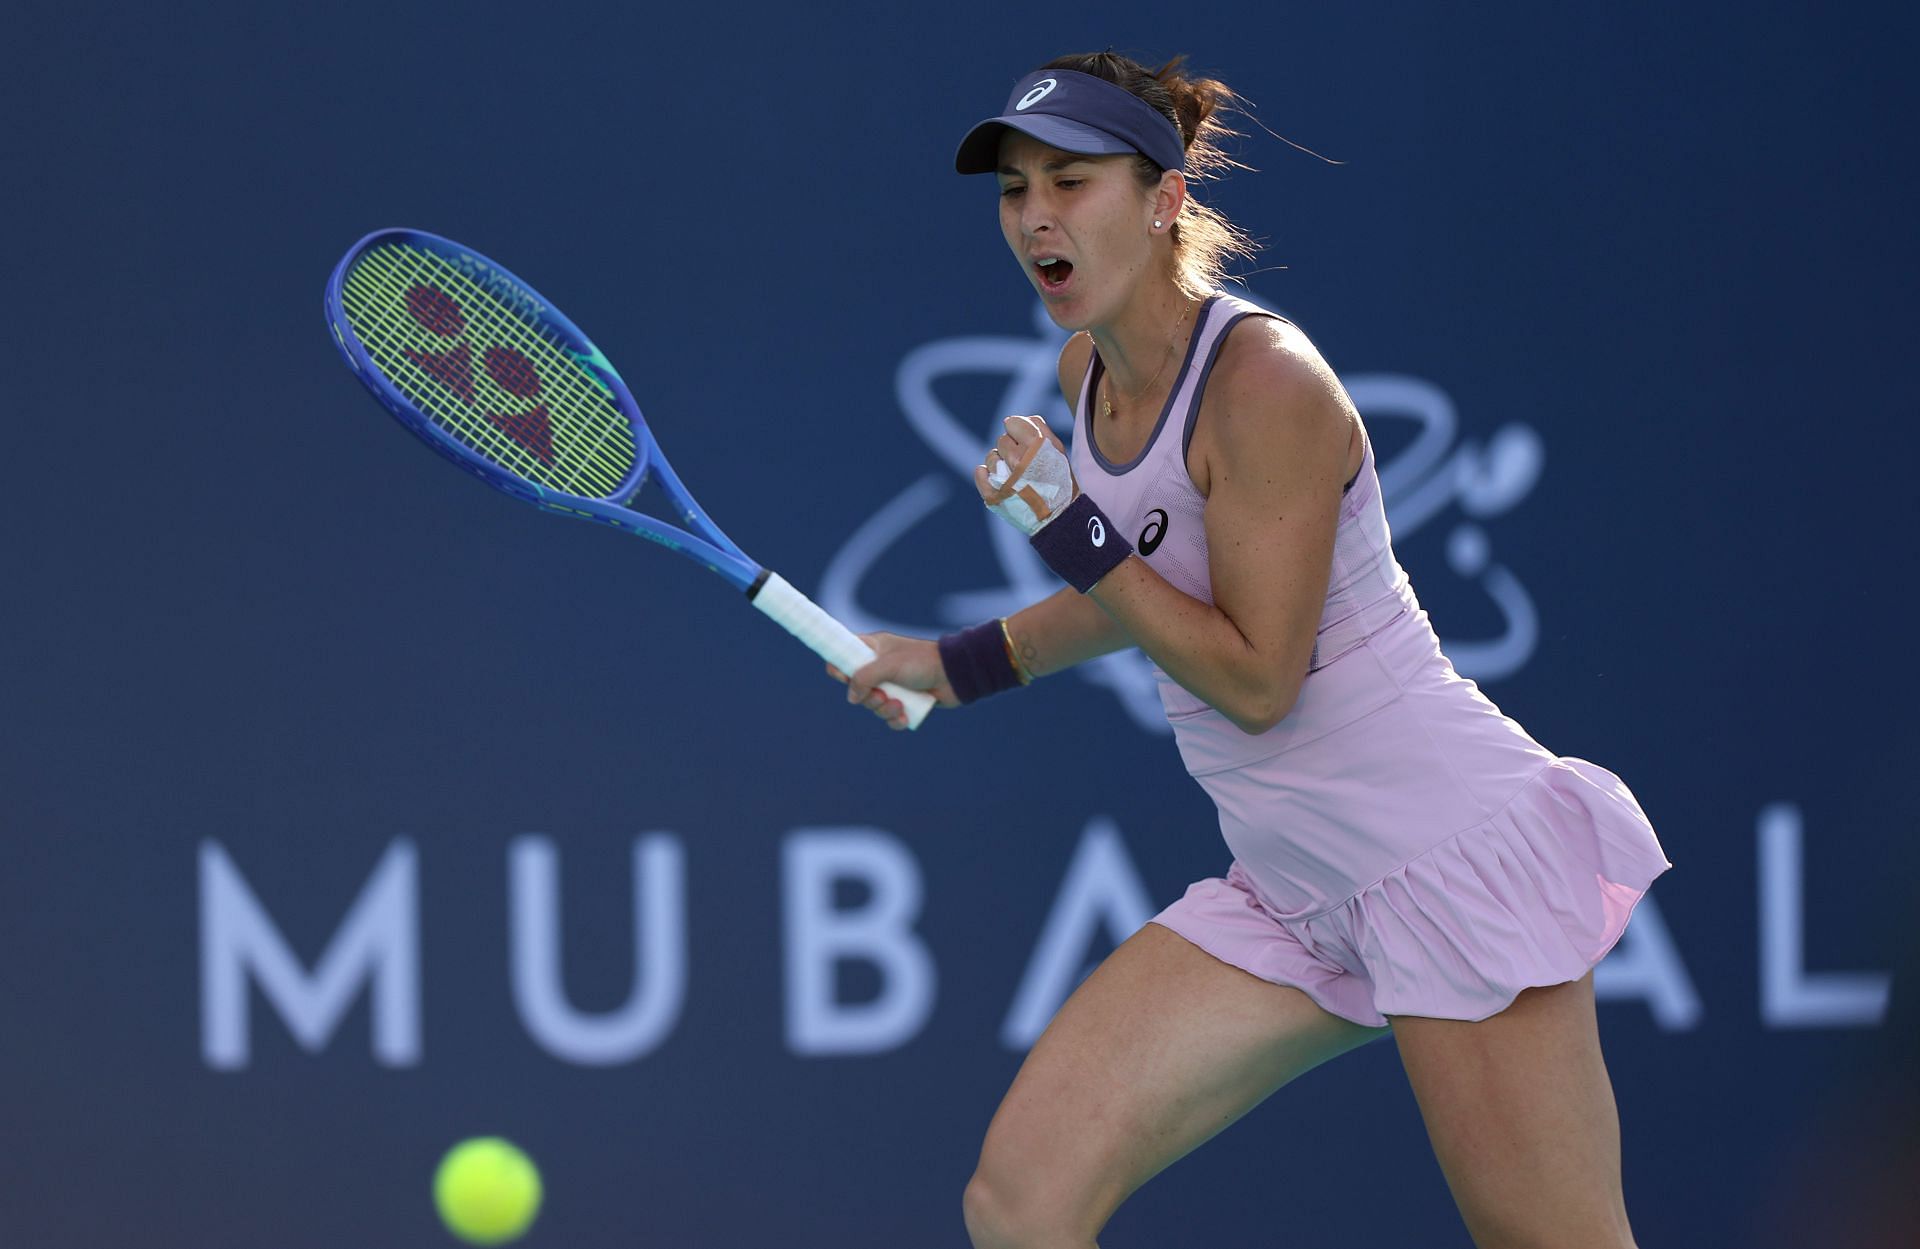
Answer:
[
  {"left": 1087, "top": 516, "right": 1106, "bottom": 547},
  {"left": 1016, "top": 79, "right": 1058, "bottom": 111},
  {"left": 1138, "top": 509, "right": 1168, "bottom": 555}
]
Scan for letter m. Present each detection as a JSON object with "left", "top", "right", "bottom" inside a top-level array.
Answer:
[{"left": 199, "top": 839, "right": 420, "bottom": 1070}]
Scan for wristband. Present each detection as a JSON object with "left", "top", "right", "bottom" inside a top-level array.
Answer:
[
  {"left": 1029, "top": 494, "right": 1133, "bottom": 592},
  {"left": 938, "top": 619, "right": 1026, "bottom": 704}
]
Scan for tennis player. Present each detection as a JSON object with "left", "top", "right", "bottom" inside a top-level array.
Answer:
[{"left": 840, "top": 51, "right": 1671, "bottom": 1249}]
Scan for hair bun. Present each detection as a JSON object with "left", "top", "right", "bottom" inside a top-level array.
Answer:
[{"left": 1152, "top": 55, "right": 1228, "bottom": 147}]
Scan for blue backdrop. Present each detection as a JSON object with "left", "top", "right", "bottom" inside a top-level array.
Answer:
[{"left": 6, "top": 2, "right": 1914, "bottom": 1245}]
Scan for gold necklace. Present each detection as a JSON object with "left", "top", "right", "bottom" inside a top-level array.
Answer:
[{"left": 1102, "top": 297, "right": 1196, "bottom": 421}]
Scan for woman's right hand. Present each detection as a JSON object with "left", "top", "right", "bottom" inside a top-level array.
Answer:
[
  {"left": 977, "top": 414, "right": 1078, "bottom": 533},
  {"left": 827, "top": 633, "right": 961, "bottom": 731}
]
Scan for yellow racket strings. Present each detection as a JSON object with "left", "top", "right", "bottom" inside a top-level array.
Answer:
[{"left": 340, "top": 243, "right": 637, "bottom": 498}]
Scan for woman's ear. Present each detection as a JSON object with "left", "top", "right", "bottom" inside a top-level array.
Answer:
[{"left": 1153, "top": 170, "right": 1188, "bottom": 231}]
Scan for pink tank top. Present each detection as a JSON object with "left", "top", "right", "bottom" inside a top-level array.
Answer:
[{"left": 1068, "top": 292, "right": 1419, "bottom": 759}]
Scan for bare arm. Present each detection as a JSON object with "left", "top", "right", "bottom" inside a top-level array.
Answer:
[
  {"left": 837, "top": 582, "right": 1125, "bottom": 725},
  {"left": 1003, "top": 586, "right": 1130, "bottom": 679},
  {"left": 1083, "top": 321, "right": 1356, "bottom": 734}
]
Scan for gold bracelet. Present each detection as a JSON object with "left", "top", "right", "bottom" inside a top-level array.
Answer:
[{"left": 998, "top": 617, "right": 1033, "bottom": 685}]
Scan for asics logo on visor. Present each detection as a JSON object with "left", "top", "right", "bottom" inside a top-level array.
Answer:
[{"left": 1016, "top": 79, "right": 1058, "bottom": 110}]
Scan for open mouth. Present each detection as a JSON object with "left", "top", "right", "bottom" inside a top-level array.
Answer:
[{"left": 1035, "top": 258, "right": 1075, "bottom": 290}]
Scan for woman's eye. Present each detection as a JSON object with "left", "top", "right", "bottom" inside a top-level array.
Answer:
[
  {"left": 1058, "top": 179, "right": 1082, "bottom": 189},
  {"left": 999, "top": 185, "right": 1025, "bottom": 199}
]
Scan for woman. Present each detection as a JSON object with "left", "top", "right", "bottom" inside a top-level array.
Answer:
[{"left": 839, "top": 51, "right": 1671, "bottom": 1249}]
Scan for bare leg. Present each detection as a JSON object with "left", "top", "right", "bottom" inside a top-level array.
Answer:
[
  {"left": 1392, "top": 972, "right": 1638, "bottom": 1249},
  {"left": 963, "top": 922, "right": 1387, "bottom": 1249}
]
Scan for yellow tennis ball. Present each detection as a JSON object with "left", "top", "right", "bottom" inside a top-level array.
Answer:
[{"left": 433, "top": 1137, "right": 543, "bottom": 1246}]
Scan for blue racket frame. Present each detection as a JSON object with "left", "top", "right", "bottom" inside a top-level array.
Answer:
[{"left": 324, "top": 228, "right": 764, "bottom": 592}]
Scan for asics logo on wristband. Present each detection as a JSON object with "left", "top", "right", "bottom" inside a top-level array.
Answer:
[{"left": 1032, "top": 494, "right": 1130, "bottom": 594}]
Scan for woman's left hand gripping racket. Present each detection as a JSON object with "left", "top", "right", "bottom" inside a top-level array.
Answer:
[{"left": 323, "top": 228, "right": 934, "bottom": 729}]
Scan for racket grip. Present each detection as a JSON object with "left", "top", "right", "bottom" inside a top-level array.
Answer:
[{"left": 749, "top": 572, "right": 935, "bottom": 730}]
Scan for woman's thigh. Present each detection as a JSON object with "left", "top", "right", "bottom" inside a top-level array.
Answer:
[
  {"left": 1391, "top": 972, "right": 1636, "bottom": 1249},
  {"left": 966, "top": 921, "right": 1386, "bottom": 1243}
]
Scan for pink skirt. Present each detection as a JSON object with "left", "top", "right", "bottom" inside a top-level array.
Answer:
[{"left": 1150, "top": 608, "right": 1671, "bottom": 1028}]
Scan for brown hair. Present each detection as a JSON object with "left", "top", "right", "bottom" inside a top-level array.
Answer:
[{"left": 1040, "top": 51, "right": 1259, "bottom": 298}]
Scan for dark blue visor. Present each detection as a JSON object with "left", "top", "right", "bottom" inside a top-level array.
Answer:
[{"left": 954, "top": 69, "right": 1186, "bottom": 175}]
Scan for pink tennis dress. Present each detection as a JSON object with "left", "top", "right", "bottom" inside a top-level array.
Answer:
[{"left": 1072, "top": 292, "right": 1672, "bottom": 1027}]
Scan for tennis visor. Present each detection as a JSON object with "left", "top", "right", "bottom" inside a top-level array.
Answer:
[{"left": 954, "top": 69, "right": 1185, "bottom": 175}]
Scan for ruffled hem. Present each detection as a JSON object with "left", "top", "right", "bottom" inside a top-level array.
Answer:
[
  {"left": 1300, "top": 757, "right": 1670, "bottom": 1025},
  {"left": 1154, "top": 757, "right": 1672, "bottom": 1029}
]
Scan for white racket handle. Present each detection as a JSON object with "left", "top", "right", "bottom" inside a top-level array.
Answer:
[{"left": 750, "top": 572, "right": 935, "bottom": 730}]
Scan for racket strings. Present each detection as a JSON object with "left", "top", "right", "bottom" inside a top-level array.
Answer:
[
  {"left": 342, "top": 248, "right": 628, "bottom": 491},
  {"left": 341, "top": 275, "right": 616, "bottom": 493},
  {"left": 340, "top": 244, "right": 638, "bottom": 498},
  {"left": 347, "top": 245, "right": 631, "bottom": 481}
]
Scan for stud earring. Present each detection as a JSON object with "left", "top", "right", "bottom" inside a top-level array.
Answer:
[{"left": 1153, "top": 219, "right": 1163, "bottom": 229}]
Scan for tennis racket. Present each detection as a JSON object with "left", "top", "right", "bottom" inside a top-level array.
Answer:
[{"left": 323, "top": 227, "right": 934, "bottom": 729}]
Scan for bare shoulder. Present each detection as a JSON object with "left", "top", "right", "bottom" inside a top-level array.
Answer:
[
  {"left": 1193, "top": 316, "right": 1359, "bottom": 492},
  {"left": 1211, "top": 315, "right": 1351, "bottom": 426},
  {"left": 1056, "top": 331, "right": 1097, "bottom": 409}
]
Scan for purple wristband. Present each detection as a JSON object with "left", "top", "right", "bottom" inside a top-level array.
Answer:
[
  {"left": 938, "top": 620, "right": 1024, "bottom": 704},
  {"left": 1030, "top": 494, "right": 1134, "bottom": 592}
]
